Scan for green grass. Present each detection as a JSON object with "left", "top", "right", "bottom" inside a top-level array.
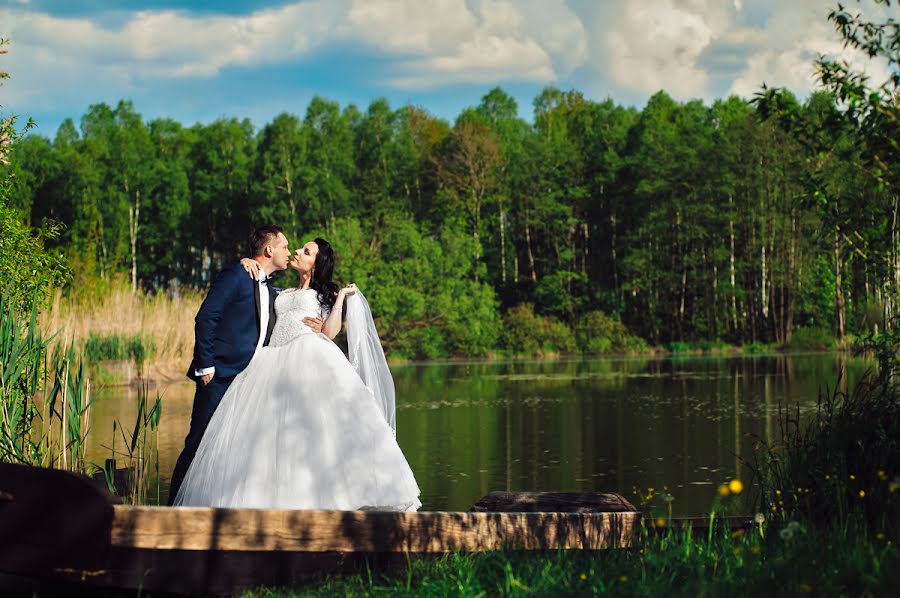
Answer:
[
  {"left": 83, "top": 333, "right": 155, "bottom": 367},
  {"left": 237, "top": 518, "right": 898, "bottom": 597}
]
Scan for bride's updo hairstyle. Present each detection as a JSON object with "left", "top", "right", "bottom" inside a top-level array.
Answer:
[{"left": 310, "top": 238, "right": 339, "bottom": 312}]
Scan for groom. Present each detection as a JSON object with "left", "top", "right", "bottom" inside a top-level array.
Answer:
[{"left": 167, "top": 225, "right": 291, "bottom": 505}]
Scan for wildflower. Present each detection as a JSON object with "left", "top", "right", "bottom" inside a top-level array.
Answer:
[
  {"left": 780, "top": 527, "right": 795, "bottom": 542},
  {"left": 890, "top": 477, "right": 900, "bottom": 493},
  {"left": 655, "top": 517, "right": 667, "bottom": 528},
  {"left": 877, "top": 533, "right": 886, "bottom": 541},
  {"left": 732, "top": 529, "right": 745, "bottom": 539},
  {"left": 661, "top": 492, "right": 674, "bottom": 503},
  {"left": 859, "top": 490, "right": 866, "bottom": 498},
  {"left": 771, "top": 505, "right": 778, "bottom": 512},
  {"left": 775, "top": 489, "right": 781, "bottom": 496},
  {"left": 580, "top": 573, "right": 587, "bottom": 581},
  {"left": 754, "top": 513, "right": 766, "bottom": 524},
  {"left": 825, "top": 474, "right": 830, "bottom": 480},
  {"left": 728, "top": 479, "right": 744, "bottom": 495},
  {"left": 750, "top": 545, "right": 762, "bottom": 555},
  {"left": 619, "top": 575, "right": 628, "bottom": 583},
  {"left": 733, "top": 546, "right": 743, "bottom": 556},
  {"left": 719, "top": 484, "right": 730, "bottom": 497},
  {"left": 849, "top": 474, "right": 856, "bottom": 480},
  {"left": 648, "top": 487, "right": 654, "bottom": 493},
  {"left": 878, "top": 470, "right": 888, "bottom": 481}
]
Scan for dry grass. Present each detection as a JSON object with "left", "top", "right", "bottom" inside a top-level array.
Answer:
[{"left": 40, "top": 277, "right": 203, "bottom": 381}]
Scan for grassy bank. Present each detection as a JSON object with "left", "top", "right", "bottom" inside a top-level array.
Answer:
[{"left": 239, "top": 518, "right": 897, "bottom": 597}]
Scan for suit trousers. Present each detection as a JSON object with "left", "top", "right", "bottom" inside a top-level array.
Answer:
[{"left": 167, "top": 375, "right": 234, "bottom": 505}]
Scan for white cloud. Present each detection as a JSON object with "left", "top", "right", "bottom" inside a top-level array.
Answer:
[
  {"left": 601, "top": 0, "right": 729, "bottom": 99},
  {"left": 347, "top": 0, "right": 587, "bottom": 88},
  {"left": 1, "top": 0, "right": 589, "bottom": 109},
  {"left": 727, "top": 1, "right": 893, "bottom": 98},
  {"left": 1, "top": 0, "right": 892, "bottom": 121}
]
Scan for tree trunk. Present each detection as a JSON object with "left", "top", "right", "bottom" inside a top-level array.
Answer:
[
  {"left": 786, "top": 206, "right": 798, "bottom": 343},
  {"left": 729, "top": 194, "right": 738, "bottom": 335},
  {"left": 524, "top": 205, "right": 537, "bottom": 284},
  {"left": 129, "top": 189, "right": 140, "bottom": 294},
  {"left": 834, "top": 222, "right": 846, "bottom": 339},
  {"left": 611, "top": 205, "right": 619, "bottom": 301},
  {"left": 499, "top": 201, "right": 507, "bottom": 285}
]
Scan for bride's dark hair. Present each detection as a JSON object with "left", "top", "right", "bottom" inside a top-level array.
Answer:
[{"left": 310, "top": 238, "right": 339, "bottom": 312}]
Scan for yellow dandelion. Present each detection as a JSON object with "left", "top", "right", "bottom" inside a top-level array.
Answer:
[
  {"left": 619, "top": 575, "right": 628, "bottom": 583},
  {"left": 655, "top": 517, "right": 667, "bottom": 528},
  {"left": 889, "top": 481, "right": 899, "bottom": 494},
  {"left": 878, "top": 470, "right": 888, "bottom": 481},
  {"left": 850, "top": 474, "right": 856, "bottom": 480},
  {"left": 825, "top": 475, "right": 831, "bottom": 481},
  {"left": 719, "top": 484, "right": 730, "bottom": 497},
  {"left": 732, "top": 529, "right": 745, "bottom": 539},
  {"left": 580, "top": 573, "right": 587, "bottom": 581},
  {"left": 775, "top": 489, "right": 782, "bottom": 495},
  {"left": 877, "top": 533, "right": 886, "bottom": 541},
  {"left": 733, "top": 546, "right": 743, "bottom": 556},
  {"left": 750, "top": 545, "right": 762, "bottom": 555},
  {"left": 728, "top": 479, "right": 744, "bottom": 495},
  {"left": 859, "top": 490, "right": 866, "bottom": 498},
  {"left": 648, "top": 487, "right": 654, "bottom": 492}
]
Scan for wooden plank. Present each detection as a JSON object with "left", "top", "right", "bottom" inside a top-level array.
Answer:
[
  {"left": 471, "top": 491, "right": 637, "bottom": 513},
  {"left": 110, "top": 505, "right": 639, "bottom": 552}
]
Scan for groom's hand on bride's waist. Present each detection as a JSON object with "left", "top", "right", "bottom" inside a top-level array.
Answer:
[
  {"left": 200, "top": 373, "right": 214, "bottom": 386},
  {"left": 303, "top": 316, "right": 324, "bottom": 334}
]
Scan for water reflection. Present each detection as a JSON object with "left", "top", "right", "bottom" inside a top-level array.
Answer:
[{"left": 86, "top": 353, "right": 867, "bottom": 515}]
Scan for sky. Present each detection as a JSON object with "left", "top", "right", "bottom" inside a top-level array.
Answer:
[{"left": 0, "top": 0, "right": 894, "bottom": 138}]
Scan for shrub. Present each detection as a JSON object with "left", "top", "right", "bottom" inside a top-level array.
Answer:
[
  {"left": 575, "top": 310, "right": 647, "bottom": 354},
  {"left": 501, "top": 303, "right": 576, "bottom": 355},
  {"left": 787, "top": 326, "right": 834, "bottom": 351},
  {"left": 84, "top": 333, "right": 156, "bottom": 367}
]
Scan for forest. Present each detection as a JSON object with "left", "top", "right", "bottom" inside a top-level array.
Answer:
[{"left": 4, "top": 84, "right": 898, "bottom": 358}]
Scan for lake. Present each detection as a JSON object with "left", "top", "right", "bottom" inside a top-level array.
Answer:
[{"left": 85, "top": 353, "right": 868, "bottom": 515}]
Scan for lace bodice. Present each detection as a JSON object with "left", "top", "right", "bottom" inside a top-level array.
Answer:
[{"left": 268, "top": 288, "right": 328, "bottom": 348}]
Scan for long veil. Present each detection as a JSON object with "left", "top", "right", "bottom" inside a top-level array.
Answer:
[{"left": 345, "top": 290, "right": 396, "bottom": 433}]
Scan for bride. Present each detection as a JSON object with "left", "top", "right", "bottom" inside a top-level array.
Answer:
[{"left": 173, "top": 238, "right": 421, "bottom": 511}]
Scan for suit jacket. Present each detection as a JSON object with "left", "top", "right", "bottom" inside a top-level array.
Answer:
[{"left": 187, "top": 263, "right": 278, "bottom": 380}]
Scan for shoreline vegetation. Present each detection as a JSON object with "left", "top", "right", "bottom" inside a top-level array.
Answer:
[{"left": 39, "top": 277, "right": 863, "bottom": 386}]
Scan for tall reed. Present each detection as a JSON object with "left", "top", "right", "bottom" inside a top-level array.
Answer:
[
  {"left": 104, "top": 376, "right": 163, "bottom": 504},
  {"left": 749, "top": 323, "right": 899, "bottom": 533},
  {"left": 40, "top": 276, "right": 202, "bottom": 377},
  {"left": 0, "top": 292, "right": 92, "bottom": 472}
]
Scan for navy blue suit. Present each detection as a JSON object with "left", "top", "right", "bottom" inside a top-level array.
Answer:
[{"left": 167, "top": 264, "right": 277, "bottom": 504}]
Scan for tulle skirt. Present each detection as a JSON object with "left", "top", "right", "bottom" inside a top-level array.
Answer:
[{"left": 174, "top": 332, "right": 421, "bottom": 511}]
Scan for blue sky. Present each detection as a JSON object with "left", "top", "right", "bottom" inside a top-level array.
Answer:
[{"left": 1, "top": 0, "right": 892, "bottom": 138}]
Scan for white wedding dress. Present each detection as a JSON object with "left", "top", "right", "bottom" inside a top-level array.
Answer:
[{"left": 173, "top": 287, "right": 421, "bottom": 511}]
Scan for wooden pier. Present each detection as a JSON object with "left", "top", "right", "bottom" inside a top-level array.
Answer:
[{"left": 1, "top": 462, "right": 737, "bottom": 594}]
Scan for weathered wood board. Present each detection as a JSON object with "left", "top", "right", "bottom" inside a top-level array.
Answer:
[{"left": 0, "top": 463, "right": 642, "bottom": 593}]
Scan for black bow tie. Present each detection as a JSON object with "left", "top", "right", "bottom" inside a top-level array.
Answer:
[{"left": 259, "top": 276, "right": 271, "bottom": 285}]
